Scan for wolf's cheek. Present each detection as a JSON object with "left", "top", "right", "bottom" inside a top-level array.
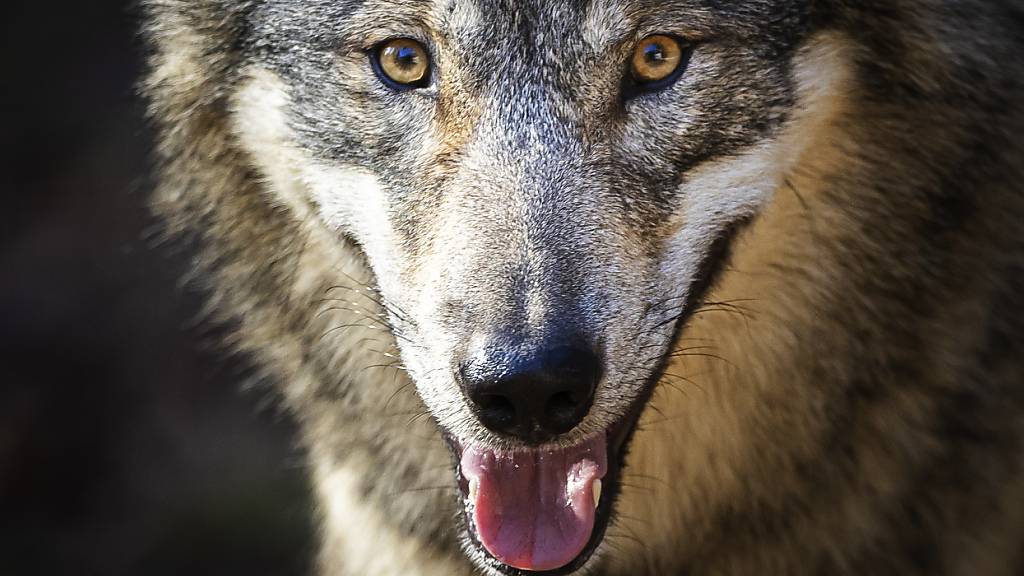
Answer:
[
  {"left": 230, "top": 66, "right": 411, "bottom": 301},
  {"left": 658, "top": 140, "right": 785, "bottom": 286},
  {"left": 657, "top": 32, "right": 855, "bottom": 286},
  {"left": 230, "top": 68, "right": 469, "bottom": 430}
]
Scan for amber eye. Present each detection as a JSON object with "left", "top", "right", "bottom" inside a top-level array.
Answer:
[
  {"left": 630, "top": 34, "right": 689, "bottom": 87},
  {"left": 373, "top": 38, "right": 431, "bottom": 89}
]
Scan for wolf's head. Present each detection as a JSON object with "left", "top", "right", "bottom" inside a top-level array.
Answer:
[{"left": 183, "top": 0, "right": 843, "bottom": 572}]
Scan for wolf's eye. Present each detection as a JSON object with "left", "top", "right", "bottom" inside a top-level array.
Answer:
[
  {"left": 629, "top": 35, "right": 690, "bottom": 90},
  {"left": 373, "top": 38, "right": 431, "bottom": 89}
]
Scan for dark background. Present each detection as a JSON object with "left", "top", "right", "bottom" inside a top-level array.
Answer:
[{"left": 3, "top": 3, "right": 314, "bottom": 575}]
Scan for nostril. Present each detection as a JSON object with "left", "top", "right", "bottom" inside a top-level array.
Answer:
[
  {"left": 544, "top": 390, "right": 586, "bottom": 435},
  {"left": 477, "top": 393, "right": 507, "bottom": 411},
  {"left": 546, "top": 391, "right": 578, "bottom": 418},
  {"left": 478, "top": 394, "right": 517, "bottom": 428}
]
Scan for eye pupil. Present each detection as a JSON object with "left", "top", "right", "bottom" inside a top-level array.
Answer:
[
  {"left": 396, "top": 46, "right": 419, "bottom": 67},
  {"left": 643, "top": 43, "right": 665, "bottom": 63}
]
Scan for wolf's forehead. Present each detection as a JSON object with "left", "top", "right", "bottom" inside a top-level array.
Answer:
[
  {"left": 435, "top": 1, "right": 591, "bottom": 77},
  {"left": 350, "top": 0, "right": 615, "bottom": 63},
  {"left": 337, "top": 0, "right": 787, "bottom": 68},
  {"left": 434, "top": 0, "right": 617, "bottom": 41},
  {"left": 265, "top": 0, "right": 801, "bottom": 53}
]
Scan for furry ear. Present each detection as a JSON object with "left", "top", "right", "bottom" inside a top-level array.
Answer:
[
  {"left": 142, "top": 0, "right": 253, "bottom": 150},
  {"left": 141, "top": 0, "right": 255, "bottom": 233}
]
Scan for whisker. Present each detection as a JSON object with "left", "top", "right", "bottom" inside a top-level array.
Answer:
[
  {"left": 661, "top": 372, "right": 707, "bottom": 395},
  {"left": 319, "top": 322, "right": 389, "bottom": 343},
  {"left": 667, "top": 351, "right": 735, "bottom": 368},
  {"left": 639, "top": 414, "right": 689, "bottom": 427},
  {"left": 655, "top": 378, "right": 692, "bottom": 399},
  {"left": 622, "top": 472, "right": 672, "bottom": 489},
  {"left": 326, "top": 271, "right": 417, "bottom": 325},
  {"left": 315, "top": 305, "right": 395, "bottom": 328},
  {"left": 616, "top": 481, "right": 655, "bottom": 495},
  {"left": 383, "top": 380, "right": 416, "bottom": 412},
  {"left": 359, "top": 362, "right": 407, "bottom": 375},
  {"left": 407, "top": 410, "right": 434, "bottom": 426}
]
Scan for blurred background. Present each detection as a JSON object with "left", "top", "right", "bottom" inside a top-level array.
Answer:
[{"left": 3, "top": 3, "right": 314, "bottom": 575}]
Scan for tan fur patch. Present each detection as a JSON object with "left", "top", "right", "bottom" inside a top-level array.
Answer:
[{"left": 606, "top": 31, "right": 858, "bottom": 572}]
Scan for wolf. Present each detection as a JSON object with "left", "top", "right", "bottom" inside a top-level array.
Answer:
[{"left": 143, "top": 0, "right": 1024, "bottom": 574}]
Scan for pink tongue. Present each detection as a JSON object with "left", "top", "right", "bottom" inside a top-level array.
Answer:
[{"left": 460, "top": 434, "right": 607, "bottom": 572}]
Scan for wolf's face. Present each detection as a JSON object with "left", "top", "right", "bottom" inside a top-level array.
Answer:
[{"left": 234, "top": 0, "right": 818, "bottom": 572}]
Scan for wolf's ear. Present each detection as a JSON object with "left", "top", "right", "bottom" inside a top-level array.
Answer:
[
  {"left": 142, "top": 0, "right": 252, "bottom": 130},
  {"left": 142, "top": 0, "right": 257, "bottom": 227}
]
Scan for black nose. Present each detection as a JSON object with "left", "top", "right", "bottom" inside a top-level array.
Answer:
[{"left": 459, "top": 341, "right": 601, "bottom": 443}]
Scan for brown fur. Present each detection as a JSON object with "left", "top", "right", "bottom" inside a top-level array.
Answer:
[{"left": 144, "top": 1, "right": 1024, "bottom": 574}]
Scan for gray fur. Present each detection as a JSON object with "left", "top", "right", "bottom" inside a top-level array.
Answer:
[{"left": 144, "top": 1, "right": 1024, "bottom": 574}]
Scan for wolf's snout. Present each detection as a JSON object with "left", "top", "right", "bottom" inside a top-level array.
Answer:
[{"left": 459, "top": 342, "right": 601, "bottom": 443}]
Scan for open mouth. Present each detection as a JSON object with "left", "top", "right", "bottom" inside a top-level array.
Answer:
[{"left": 444, "top": 411, "right": 642, "bottom": 575}]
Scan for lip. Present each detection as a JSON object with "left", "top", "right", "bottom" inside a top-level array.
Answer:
[{"left": 442, "top": 401, "right": 646, "bottom": 575}]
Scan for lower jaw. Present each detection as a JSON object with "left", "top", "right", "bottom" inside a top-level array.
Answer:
[{"left": 444, "top": 407, "right": 645, "bottom": 575}]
